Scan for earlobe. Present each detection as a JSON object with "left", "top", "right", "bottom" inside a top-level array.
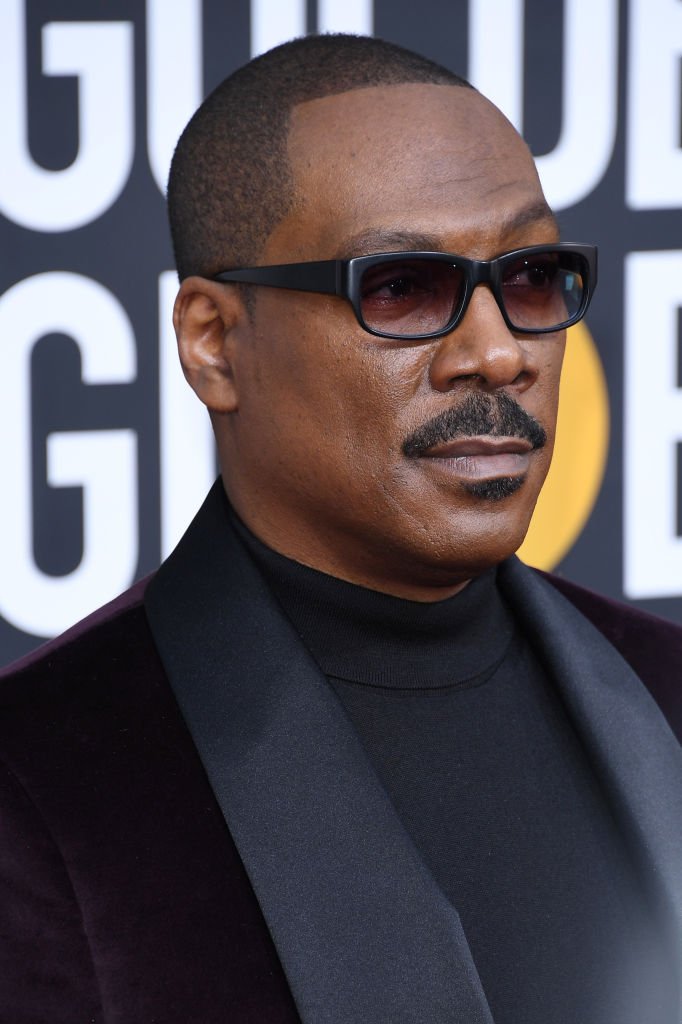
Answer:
[{"left": 173, "top": 276, "right": 244, "bottom": 413}]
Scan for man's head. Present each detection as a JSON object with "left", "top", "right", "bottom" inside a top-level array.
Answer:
[{"left": 169, "top": 34, "right": 575, "bottom": 600}]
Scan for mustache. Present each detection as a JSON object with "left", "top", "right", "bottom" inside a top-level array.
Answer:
[{"left": 402, "top": 392, "right": 547, "bottom": 457}]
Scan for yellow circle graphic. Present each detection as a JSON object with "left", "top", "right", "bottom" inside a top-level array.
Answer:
[{"left": 517, "top": 322, "right": 610, "bottom": 571}]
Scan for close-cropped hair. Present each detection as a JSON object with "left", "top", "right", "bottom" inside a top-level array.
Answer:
[{"left": 167, "top": 33, "right": 472, "bottom": 281}]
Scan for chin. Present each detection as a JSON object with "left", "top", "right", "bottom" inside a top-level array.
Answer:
[{"left": 463, "top": 475, "right": 526, "bottom": 502}]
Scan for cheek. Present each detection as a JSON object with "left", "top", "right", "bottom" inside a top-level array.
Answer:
[
  {"left": 252, "top": 309, "right": 422, "bottom": 453},
  {"left": 325, "top": 348, "right": 432, "bottom": 476},
  {"left": 523, "top": 353, "right": 565, "bottom": 494},
  {"left": 530, "top": 342, "right": 565, "bottom": 427}
]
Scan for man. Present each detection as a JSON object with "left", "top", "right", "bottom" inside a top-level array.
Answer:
[{"left": 0, "top": 33, "right": 680, "bottom": 1024}]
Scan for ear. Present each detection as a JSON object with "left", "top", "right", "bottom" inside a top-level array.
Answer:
[{"left": 173, "top": 276, "right": 247, "bottom": 413}]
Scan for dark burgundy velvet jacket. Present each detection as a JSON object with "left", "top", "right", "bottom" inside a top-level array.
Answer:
[{"left": 0, "top": 484, "right": 681, "bottom": 1024}]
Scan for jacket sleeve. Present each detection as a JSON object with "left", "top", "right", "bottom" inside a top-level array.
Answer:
[{"left": 0, "top": 759, "right": 102, "bottom": 1023}]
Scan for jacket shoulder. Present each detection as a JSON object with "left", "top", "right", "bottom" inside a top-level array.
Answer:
[
  {"left": 541, "top": 570, "right": 682, "bottom": 740},
  {"left": 0, "top": 575, "right": 157, "bottom": 708}
]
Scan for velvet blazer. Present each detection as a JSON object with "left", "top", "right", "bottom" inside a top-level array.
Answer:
[{"left": 0, "top": 482, "right": 681, "bottom": 1024}]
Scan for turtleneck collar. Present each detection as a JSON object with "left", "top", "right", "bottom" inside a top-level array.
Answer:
[{"left": 229, "top": 508, "right": 516, "bottom": 690}]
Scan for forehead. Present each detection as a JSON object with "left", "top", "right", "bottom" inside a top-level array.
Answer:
[{"left": 268, "top": 83, "right": 554, "bottom": 260}]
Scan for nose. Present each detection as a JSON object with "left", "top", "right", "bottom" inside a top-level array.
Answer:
[{"left": 428, "top": 284, "right": 536, "bottom": 394}]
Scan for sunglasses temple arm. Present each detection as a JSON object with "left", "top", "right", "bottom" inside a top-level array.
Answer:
[{"left": 216, "top": 261, "right": 341, "bottom": 296}]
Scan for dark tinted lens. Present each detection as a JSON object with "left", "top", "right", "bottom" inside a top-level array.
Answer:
[
  {"left": 359, "top": 258, "right": 464, "bottom": 337},
  {"left": 501, "top": 250, "right": 587, "bottom": 330}
]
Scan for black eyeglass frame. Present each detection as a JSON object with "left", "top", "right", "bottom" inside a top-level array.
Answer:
[{"left": 213, "top": 242, "right": 598, "bottom": 341}]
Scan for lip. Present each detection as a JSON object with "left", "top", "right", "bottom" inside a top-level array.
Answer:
[{"left": 419, "top": 436, "right": 534, "bottom": 480}]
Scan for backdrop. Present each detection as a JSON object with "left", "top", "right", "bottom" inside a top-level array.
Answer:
[{"left": 2, "top": 0, "right": 682, "bottom": 663}]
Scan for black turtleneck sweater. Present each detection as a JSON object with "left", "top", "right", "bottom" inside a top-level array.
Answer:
[{"left": 231, "top": 513, "right": 676, "bottom": 1024}]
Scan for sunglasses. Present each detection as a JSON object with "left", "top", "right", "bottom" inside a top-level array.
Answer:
[{"left": 214, "top": 243, "right": 597, "bottom": 341}]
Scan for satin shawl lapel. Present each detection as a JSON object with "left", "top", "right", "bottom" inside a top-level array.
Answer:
[
  {"left": 145, "top": 484, "right": 493, "bottom": 1024},
  {"left": 499, "top": 558, "right": 682, "bottom": 981}
]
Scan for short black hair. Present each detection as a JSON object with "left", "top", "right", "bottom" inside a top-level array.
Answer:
[{"left": 167, "top": 33, "right": 472, "bottom": 280}]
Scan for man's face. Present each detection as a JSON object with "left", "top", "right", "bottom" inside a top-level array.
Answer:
[{"left": 218, "top": 83, "right": 565, "bottom": 599}]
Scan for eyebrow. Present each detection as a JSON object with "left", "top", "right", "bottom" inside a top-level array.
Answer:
[
  {"left": 336, "top": 201, "right": 558, "bottom": 259},
  {"left": 498, "top": 200, "right": 559, "bottom": 237},
  {"left": 336, "top": 229, "right": 441, "bottom": 259}
]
